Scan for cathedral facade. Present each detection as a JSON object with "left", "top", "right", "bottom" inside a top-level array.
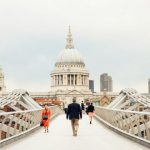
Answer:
[{"left": 50, "top": 27, "right": 92, "bottom": 103}]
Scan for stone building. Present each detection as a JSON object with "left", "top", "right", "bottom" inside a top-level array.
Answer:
[
  {"left": 50, "top": 27, "right": 92, "bottom": 103},
  {"left": 148, "top": 79, "right": 150, "bottom": 93},
  {"left": 0, "top": 66, "right": 6, "bottom": 96}
]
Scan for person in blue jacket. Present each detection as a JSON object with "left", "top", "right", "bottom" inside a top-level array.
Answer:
[{"left": 67, "top": 97, "right": 82, "bottom": 136}]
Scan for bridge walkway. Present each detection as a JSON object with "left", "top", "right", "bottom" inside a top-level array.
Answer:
[{"left": 1, "top": 114, "right": 149, "bottom": 150}]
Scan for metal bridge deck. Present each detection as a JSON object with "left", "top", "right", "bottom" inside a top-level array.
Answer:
[{"left": 1, "top": 114, "right": 149, "bottom": 150}]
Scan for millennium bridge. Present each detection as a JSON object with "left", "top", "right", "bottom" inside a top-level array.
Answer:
[{"left": 0, "top": 89, "right": 150, "bottom": 150}]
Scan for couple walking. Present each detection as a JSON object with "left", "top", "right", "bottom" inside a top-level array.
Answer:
[{"left": 66, "top": 98, "right": 95, "bottom": 136}]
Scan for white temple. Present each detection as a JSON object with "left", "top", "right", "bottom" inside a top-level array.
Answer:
[{"left": 50, "top": 26, "right": 92, "bottom": 103}]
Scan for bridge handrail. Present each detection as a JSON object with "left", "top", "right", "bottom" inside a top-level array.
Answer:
[
  {"left": 0, "top": 106, "right": 61, "bottom": 147},
  {"left": 95, "top": 106, "right": 150, "bottom": 147},
  {"left": 96, "top": 106, "right": 150, "bottom": 115},
  {"left": 0, "top": 106, "right": 57, "bottom": 115}
]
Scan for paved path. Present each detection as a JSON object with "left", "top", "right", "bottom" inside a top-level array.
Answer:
[{"left": 1, "top": 114, "right": 149, "bottom": 150}]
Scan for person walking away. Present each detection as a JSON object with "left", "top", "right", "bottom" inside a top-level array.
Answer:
[
  {"left": 87, "top": 103, "right": 95, "bottom": 124},
  {"left": 85, "top": 102, "right": 90, "bottom": 114},
  {"left": 64, "top": 101, "right": 68, "bottom": 114},
  {"left": 81, "top": 101, "right": 85, "bottom": 112},
  {"left": 67, "top": 98, "right": 82, "bottom": 136},
  {"left": 42, "top": 104, "right": 51, "bottom": 133}
]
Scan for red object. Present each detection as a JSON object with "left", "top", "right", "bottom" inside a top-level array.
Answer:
[{"left": 42, "top": 109, "right": 51, "bottom": 127}]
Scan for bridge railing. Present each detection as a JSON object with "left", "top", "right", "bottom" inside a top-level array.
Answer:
[
  {"left": 0, "top": 106, "right": 60, "bottom": 147},
  {"left": 95, "top": 106, "right": 150, "bottom": 147}
]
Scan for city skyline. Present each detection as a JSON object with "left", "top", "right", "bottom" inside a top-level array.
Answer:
[{"left": 0, "top": 0, "right": 150, "bottom": 93}]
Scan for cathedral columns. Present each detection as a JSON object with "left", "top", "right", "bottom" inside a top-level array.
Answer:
[
  {"left": 53, "top": 74, "right": 64, "bottom": 85},
  {"left": 70, "top": 74, "right": 71, "bottom": 85},
  {"left": 63, "top": 74, "right": 67, "bottom": 85},
  {"left": 59, "top": 75, "right": 60, "bottom": 85},
  {"left": 82, "top": 75, "right": 84, "bottom": 85},
  {"left": 52, "top": 74, "right": 89, "bottom": 86},
  {"left": 75, "top": 75, "right": 77, "bottom": 85},
  {"left": 77, "top": 75, "right": 80, "bottom": 85},
  {"left": 56, "top": 75, "right": 57, "bottom": 85},
  {"left": 73, "top": 74, "right": 75, "bottom": 85},
  {"left": 57, "top": 75, "right": 59, "bottom": 85},
  {"left": 61, "top": 75, "right": 63, "bottom": 85}
]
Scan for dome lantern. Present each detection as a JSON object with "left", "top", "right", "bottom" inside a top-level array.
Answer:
[
  {"left": 65, "top": 25, "right": 74, "bottom": 49},
  {"left": 55, "top": 26, "right": 85, "bottom": 66}
]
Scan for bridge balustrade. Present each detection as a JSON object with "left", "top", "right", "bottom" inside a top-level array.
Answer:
[
  {"left": 0, "top": 106, "right": 60, "bottom": 147},
  {"left": 95, "top": 106, "right": 150, "bottom": 147}
]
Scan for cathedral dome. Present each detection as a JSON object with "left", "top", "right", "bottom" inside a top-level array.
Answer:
[
  {"left": 56, "top": 48, "right": 84, "bottom": 65},
  {"left": 50, "top": 26, "right": 90, "bottom": 94},
  {"left": 55, "top": 26, "right": 85, "bottom": 66}
]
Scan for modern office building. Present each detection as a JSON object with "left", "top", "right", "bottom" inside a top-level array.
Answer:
[
  {"left": 89, "top": 80, "right": 94, "bottom": 93},
  {"left": 100, "top": 73, "right": 113, "bottom": 92}
]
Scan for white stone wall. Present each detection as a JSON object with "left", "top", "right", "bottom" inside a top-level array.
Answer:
[{"left": 0, "top": 67, "right": 6, "bottom": 95}]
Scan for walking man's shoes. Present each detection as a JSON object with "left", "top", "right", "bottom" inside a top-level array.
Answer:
[{"left": 73, "top": 130, "right": 77, "bottom": 136}]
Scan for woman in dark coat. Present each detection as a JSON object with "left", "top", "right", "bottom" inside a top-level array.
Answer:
[{"left": 87, "top": 103, "right": 95, "bottom": 124}]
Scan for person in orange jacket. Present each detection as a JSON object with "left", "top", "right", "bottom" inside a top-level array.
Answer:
[{"left": 42, "top": 104, "right": 51, "bottom": 133}]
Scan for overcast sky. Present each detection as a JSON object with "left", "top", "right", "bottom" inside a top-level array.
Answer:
[{"left": 0, "top": 0, "right": 150, "bottom": 93}]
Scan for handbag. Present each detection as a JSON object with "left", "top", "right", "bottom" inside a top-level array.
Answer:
[
  {"left": 42, "top": 115, "right": 48, "bottom": 120},
  {"left": 40, "top": 121, "right": 44, "bottom": 126}
]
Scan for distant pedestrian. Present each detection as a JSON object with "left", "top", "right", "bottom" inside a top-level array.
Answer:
[
  {"left": 81, "top": 101, "right": 85, "bottom": 111},
  {"left": 64, "top": 101, "right": 68, "bottom": 114},
  {"left": 42, "top": 104, "right": 51, "bottom": 133},
  {"left": 85, "top": 102, "right": 90, "bottom": 114},
  {"left": 67, "top": 98, "right": 82, "bottom": 136},
  {"left": 87, "top": 103, "right": 95, "bottom": 124}
]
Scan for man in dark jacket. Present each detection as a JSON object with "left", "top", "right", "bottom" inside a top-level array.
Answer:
[{"left": 67, "top": 97, "right": 82, "bottom": 136}]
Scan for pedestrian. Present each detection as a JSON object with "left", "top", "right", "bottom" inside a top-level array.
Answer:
[
  {"left": 67, "top": 97, "right": 82, "bottom": 136},
  {"left": 42, "top": 104, "right": 51, "bottom": 133},
  {"left": 64, "top": 101, "right": 68, "bottom": 114},
  {"left": 87, "top": 103, "right": 95, "bottom": 124},
  {"left": 85, "top": 102, "right": 90, "bottom": 114},
  {"left": 81, "top": 101, "right": 85, "bottom": 112}
]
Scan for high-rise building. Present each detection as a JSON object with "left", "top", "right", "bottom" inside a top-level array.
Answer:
[
  {"left": 0, "top": 66, "right": 6, "bottom": 94},
  {"left": 148, "top": 79, "right": 150, "bottom": 93},
  {"left": 100, "top": 73, "right": 113, "bottom": 92},
  {"left": 89, "top": 80, "right": 94, "bottom": 93}
]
